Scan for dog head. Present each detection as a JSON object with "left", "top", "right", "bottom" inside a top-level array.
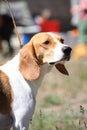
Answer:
[{"left": 19, "top": 32, "right": 72, "bottom": 80}]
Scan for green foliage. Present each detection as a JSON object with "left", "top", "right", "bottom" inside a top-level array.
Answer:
[
  {"left": 44, "top": 95, "right": 63, "bottom": 105},
  {"left": 29, "top": 106, "right": 87, "bottom": 130}
]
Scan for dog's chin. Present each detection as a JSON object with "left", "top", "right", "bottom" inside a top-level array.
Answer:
[
  {"left": 61, "top": 55, "right": 71, "bottom": 61},
  {"left": 49, "top": 55, "right": 71, "bottom": 65}
]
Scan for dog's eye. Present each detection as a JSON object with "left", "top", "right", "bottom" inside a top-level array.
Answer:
[
  {"left": 60, "top": 38, "right": 64, "bottom": 44},
  {"left": 43, "top": 40, "right": 50, "bottom": 44}
]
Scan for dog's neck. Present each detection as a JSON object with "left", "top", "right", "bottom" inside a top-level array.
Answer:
[{"left": 27, "top": 63, "right": 53, "bottom": 97}]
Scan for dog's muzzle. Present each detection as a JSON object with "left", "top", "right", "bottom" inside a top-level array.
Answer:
[{"left": 49, "top": 46, "right": 72, "bottom": 65}]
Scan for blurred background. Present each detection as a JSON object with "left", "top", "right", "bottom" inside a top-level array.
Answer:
[
  {"left": 0, "top": 0, "right": 87, "bottom": 129},
  {"left": 0, "top": 0, "right": 81, "bottom": 56}
]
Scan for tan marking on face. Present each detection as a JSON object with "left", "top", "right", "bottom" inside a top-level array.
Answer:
[
  {"left": 0, "top": 70, "right": 13, "bottom": 114},
  {"left": 47, "top": 32, "right": 64, "bottom": 44}
]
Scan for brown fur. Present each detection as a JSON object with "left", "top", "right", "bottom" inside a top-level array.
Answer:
[
  {"left": 0, "top": 70, "right": 13, "bottom": 114},
  {"left": 55, "top": 63, "right": 69, "bottom": 75},
  {"left": 19, "top": 43, "right": 41, "bottom": 81}
]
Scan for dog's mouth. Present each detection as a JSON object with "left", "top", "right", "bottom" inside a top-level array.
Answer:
[
  {"left": 49, "top": 62, "right": 56, "bottom": 65},
  {"left": 49, "top": 55, "right": 71, "bottom": 65},
  {"left": 61, "top": 55, "right": 71, "bottom": 61}
]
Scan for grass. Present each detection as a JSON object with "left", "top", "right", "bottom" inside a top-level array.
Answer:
[
  {"left": 44, "top": 95, "right": 64, "bottom": 105},
  {"left": 29, "top": 106, "right": 87, "bottom": 130}
]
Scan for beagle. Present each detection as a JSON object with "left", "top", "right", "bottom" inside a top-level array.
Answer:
[{"left": 0, "top": 32, "right": 72, "bottom": 130}]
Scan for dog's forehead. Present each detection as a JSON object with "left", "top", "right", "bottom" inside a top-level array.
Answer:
[
  {"left": 47, "top": 32, "right": 62, "bottom": 42},
  {"left": 33, "top": 33, "right": 50, "bottom": 40},
  {"left": 47, "top": 32, "right": 58, "bottom": 38},
  {"left": 32, "top": 32, "right": 62, "bottom": 43}
]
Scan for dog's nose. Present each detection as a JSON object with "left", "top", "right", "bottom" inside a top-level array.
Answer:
[{"left": 62, "top": 46, "right": 72, "bottom": 55}]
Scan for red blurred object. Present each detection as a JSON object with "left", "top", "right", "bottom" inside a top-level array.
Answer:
[{"left": 39, "top": 20, "right": 60, "bottom": 32}]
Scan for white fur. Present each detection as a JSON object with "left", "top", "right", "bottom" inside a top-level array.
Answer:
[
  {"left": 53, "top": 43, "right": 68, "bottom": 62},
  {"left": 47, "top": 32, "right": 68, "bottom": 63},
  {"left": 0, "top": 54, "right": 53, "bottom": 130}
]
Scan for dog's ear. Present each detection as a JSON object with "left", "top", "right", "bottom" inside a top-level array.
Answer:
[
  {"left": 55, "top": 63, "right": 69, "bottom": 75},
  {"left": 19, "top": 43, "right": 41, "bottom": 81}
]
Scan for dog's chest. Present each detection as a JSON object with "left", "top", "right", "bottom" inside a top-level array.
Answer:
[{"left": 0, "top": 64, "right": 36, "bottom": 117}]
